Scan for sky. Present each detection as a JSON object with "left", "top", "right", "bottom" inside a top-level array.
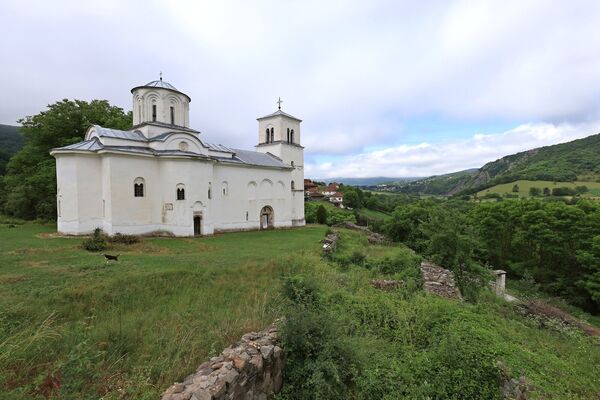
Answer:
[{"left": 1, "top": 0, "right": 600, "bottom": 178}]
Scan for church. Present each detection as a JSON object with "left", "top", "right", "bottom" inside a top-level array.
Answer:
[{"left": 51, "top": 77, "right": 305, "bottom": 236}]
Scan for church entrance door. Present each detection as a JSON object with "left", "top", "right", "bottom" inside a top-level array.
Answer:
[
  {"left": 260, "top": 206, "right": 273, "bottom": 230},
  {"left": 194, "top": 215, "right": 202, "bottom": 236}
]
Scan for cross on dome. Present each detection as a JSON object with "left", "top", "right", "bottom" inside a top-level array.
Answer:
[{"left": 277, "top": 97, "right": 283, "bottom": 110}]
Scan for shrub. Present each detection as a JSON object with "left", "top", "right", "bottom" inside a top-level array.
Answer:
[
  {"left": 282, "top": 275, "right": 321, "bottom": 308},
  {"left": 316, "top": 205, "right": 328, "bottom": 225},
  {"left": 109, "top": 233, "right": 140, "bottom": 245},
  {"left": 529, "top": 187, "right": 541, "bottom": 196},
  {"left": 81, "top": 228, "right": 107, "bottom": 252}
]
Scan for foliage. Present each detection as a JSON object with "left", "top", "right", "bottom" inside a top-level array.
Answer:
[
  {"left": 1, "top": 100, "right": 132, "bottom": 220},
  {"left": 316, "top": 205, "right": 328, "bottom": 225},
  {"left": 279, "top": 227, "right": 600, "bottom": 399},
  {"left": 109, "top": 232, "right": 141, "bottom": 245},
  {"left": 512, "top": 184, "right": 519, "bottom": 192},
  {"left": 0, "top": 124, "right": 25, "bottom": 157},
  {"left": 529, "top": 186, "right": 541, "bottom": 196},
  {"left": 81, "top": 228, "right": 108, "bottom": 252}
]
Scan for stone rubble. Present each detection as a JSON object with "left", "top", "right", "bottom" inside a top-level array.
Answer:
[
  {"left": 161, "top": 324, "right": 284, "bottom": 400},
  {"left": 371, "top": 279, "right": 404, "bottom": 291},
  {"left": 420, "top": 261, "right": 462, "bottom": 300},
  {"left": 322, "top": 232, "right": 340, "bottom": 253}
]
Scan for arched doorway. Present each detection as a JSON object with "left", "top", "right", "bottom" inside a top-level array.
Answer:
[
  {"left": 193, "top": 215, "right": 202, "bottom": 236},
  {"left": 260, "top": 206, "right": 274, "bottom": 230}
]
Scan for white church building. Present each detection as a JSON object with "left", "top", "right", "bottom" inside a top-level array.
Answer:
[{"left": 51, "top": 77, "right": 305, "bottom": 236}]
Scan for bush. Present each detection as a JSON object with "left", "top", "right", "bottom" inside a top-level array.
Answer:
[
  {"left": 529, "top": 187, "right": 542, "bottom": 196},
  {"left": 282, "top": 275, "right": 321, "bottom": 308},
  {"left": 316, "top": 205, "right": 328, "bottom": 225},
  {"left": 81, "top": 228, "right": 107, "bottom": 252},
  {"left": 109, "top": 233, "right": 140, "bottom": 245}
]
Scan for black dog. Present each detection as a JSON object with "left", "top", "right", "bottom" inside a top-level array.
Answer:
[{"left": 102, "top": 254, "right": 120, "bottom": 263}]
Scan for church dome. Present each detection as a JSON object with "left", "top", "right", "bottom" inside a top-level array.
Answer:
[
  {"left": 143, "top": 79, "right": 178, "bottom": 91},
  {"left": 130, "top": 76, "right": 191, "bottom": 102}
]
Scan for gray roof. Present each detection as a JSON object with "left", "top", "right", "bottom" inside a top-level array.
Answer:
[
  {"left": 90, "top": 125, "right": 146, "bottom": 141},
  {"left": 58, "top": 138, "right": 104, "bottom": 151},
  {"left": 206, "top": 142, "right": 235, "bottom": 153},
  {"left": 230, "top": 149, "right": 285, "bottom": 168},
  {"left": 257, "top": 109, "right": 302, "bottom": 122},
  {"left": 143, "top": 79, "right": 178, "bottom": 91},
  {"left": 52, "top": 135, "right": 288, "bottom": 169}
]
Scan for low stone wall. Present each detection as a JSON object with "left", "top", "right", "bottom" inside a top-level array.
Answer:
[
  {"left": 161, "top": 324, "right": 283, "bottom": 400},
  {"left": 420, "top": 261, "right": 462, "bottom": 300}
]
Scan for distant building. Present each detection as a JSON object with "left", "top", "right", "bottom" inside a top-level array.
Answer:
[{"left": 329, "top": 192, "right": 344, "bottom": 208}]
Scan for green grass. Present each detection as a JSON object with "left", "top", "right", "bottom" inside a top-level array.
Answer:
[
  {"left": 477, "top": 180, "right": 600, "bottom": 198},
  {"left": 0, "top": 223, "right": 327, "bottom": 399},
  {"left": 355, "top": 207, "right": 390, "bottom": 221},
  {"left": 280, "top": 228, "right": 600, "bottom": 399}
]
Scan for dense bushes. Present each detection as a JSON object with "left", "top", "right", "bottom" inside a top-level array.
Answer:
[
  {"left": 383, "top": 198, "right": 600, "bottom": 313},
  {"left": 279, "top": 255, "right": 506, "bottom": 399},
  {"left": 304, "top": 202, "right": 356, "bottom": 226}
]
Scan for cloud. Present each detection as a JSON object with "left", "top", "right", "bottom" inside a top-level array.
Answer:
[
  {"left": 1, "top": 0, "right": 600, "bottom": 169},
  {"left": 306, "top": 121, "right": 600, "bottom": 178}
]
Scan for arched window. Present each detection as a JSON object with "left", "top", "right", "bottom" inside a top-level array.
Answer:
[
  {"left": 287, "top": 128, "right": 290, "bottom": 142},
  {"left": 134, "top": 178, "right": 145, "bottom": 197},
  {"left": 291, "top": 181, "right": 295, "bottom": 190},
  {"left": 208, "top": 182, "right": 212, "bottom": 199},
  {"left": 152, "top": 104, "right": 157, "bottom": 122},
  {"left": 270, "top": 127, "right": 274, "bottom": 143},
  {"left": 265, "top": 128, "right": 269, "bottom": 143},
  {"left": 290, "top": 129, "right": 295, "bottom": 143},
  {"left": 176, "top": 184, "right": 185, "bottom": 200},
  {"left": 170, "top": 106, "right": 175, "bottom": 125}
]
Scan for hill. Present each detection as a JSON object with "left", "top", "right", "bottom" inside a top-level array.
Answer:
[
  {"left": 0, "top": 124, "right": 24, "bottom": 175},
  {"left": 388, "top": 169, "right": 478, "bottom": 195},
  {"left": 394, "top": 133, "right": 600, "bottom": 195},
  {"left": 318, "top": 176, "right": 419, "bottom": 186},
  {"left": 0, "top": 124, "right": 24, "bottom": 155}
]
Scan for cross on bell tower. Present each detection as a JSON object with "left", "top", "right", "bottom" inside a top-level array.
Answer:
[{"left": 277, "top": 97, "right": 283, "bottom": 110}]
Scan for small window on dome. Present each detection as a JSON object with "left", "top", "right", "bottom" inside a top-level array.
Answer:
[
  {"left": 170, "top": 106, "right": 175, "bottom": 125},
  {"left": 152, "top": 104, "right": 157, "bottom": 122}
]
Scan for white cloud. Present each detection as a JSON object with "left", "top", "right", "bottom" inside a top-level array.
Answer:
[
  {"left": 1, "top": 0, "right": 600, "bottom": 169},
  {"left": 306, "top": 121, "right": 600, "bottom": 178}
]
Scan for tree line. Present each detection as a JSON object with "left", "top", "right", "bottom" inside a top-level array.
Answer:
[{"left": 382, "top": 198, "right": 600, "bottom": 313}]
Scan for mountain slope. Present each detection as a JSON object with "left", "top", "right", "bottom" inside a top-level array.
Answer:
[
  {"left": 396, "top": 133, "right": 600, "bottom": 195},
  {"left": 0, "top": 124, "right": 24, "bottom": 155}
]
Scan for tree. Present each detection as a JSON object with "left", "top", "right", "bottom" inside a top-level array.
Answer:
[
  {"left": 316, "top": 205, "right": 328, "bottom": 225},
  {"left": 529, "top": 187, "right": 541, "bottom": 197},
  {"left": 543, "top": 187, "right": 551, "bottom": 196},
  {"left": 512, "top": 184, "right": 519, "bottom": 193},
  {"left": 1, "top": 100, "right": 132, "bottom": 219}
]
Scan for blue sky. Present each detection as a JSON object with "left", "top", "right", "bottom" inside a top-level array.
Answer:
[{"left": 1, "top": 0, "right": 600, "bottom": 178}]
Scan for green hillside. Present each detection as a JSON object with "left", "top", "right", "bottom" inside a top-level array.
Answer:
[
  {"left": 0, "top": 124, "right": 24, "bottom": 176},
  {"left": 393, "top": 169, "right": 477, "bottom": 195},
  {"left": 478, "top": 180, "right": 600, "bottom": 198},
  {"left": 393, "top": 133, "right": 600, "bottom": 196},
  {"left": 0, "top": 124, "right": 24, "bottom": 155}
]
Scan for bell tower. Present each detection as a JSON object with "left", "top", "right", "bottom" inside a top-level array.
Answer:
[{"left": 256, "top": 99, "right": 305, "bottom": 225}]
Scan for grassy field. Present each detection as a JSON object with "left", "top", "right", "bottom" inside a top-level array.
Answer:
[
  {"left": 477, "top": 180, "right": 600, "bottom": 198},
  {"left": 0, "top": 223, "right": 327, "bottom": 399}
]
